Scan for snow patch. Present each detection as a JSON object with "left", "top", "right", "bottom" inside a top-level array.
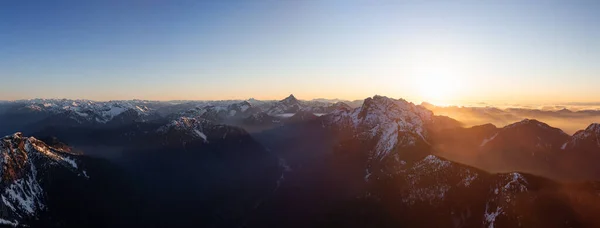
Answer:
[
  {"left": 462, "top": 171, "right": 478, "bottom": 187},
  {"left": 2, "top": 196, "right": 15, "bottom": 212},
  {"left": 61, "top": 157, "right": 78, "bottom": 169},
  {"left": 3, "top": 165, "right": 44, "bottom": 216},
  {"left": 104, "top": 106, "right": 127, "bottom": 118},
  {"left": 421, "top": 155, "right": 451, "bottom": 168},
  {"left": 484, "top": 203, "right": 503, "bottom": 228},
  {"left": 504, "top": 173, "right": 528, "bottom": 192},
  {"left": 480, "top": 133, "right": 499, "bottom": 147},
  {"left": 274, "top": 113, "right": 295, "bottom": 118},
  {"left": 239, "top": 104, "right": 250, "bottom": 112},
  {"left": 365, "top": 169, "right": 372, "bottom": 182},
  {"left": 194, "top": 129, "right": 208, "bottom": 142},
  {"left": 0, "top": 218, "right": 18, "bottom": 227}
]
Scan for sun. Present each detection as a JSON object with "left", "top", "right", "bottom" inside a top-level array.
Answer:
[
  {"left": 407, "top": 51, "right": 466, "bottom": 105},
  {"left": 405, "top": 43, "right": 471, "bottom": 105},
  {"left": 417, "top": 74, "right": 457, "bottom": 103},
  {"left": 413, "top": 66, "right": 464, "bottom": 106}
]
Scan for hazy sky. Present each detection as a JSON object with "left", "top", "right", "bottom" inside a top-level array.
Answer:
[{"left": 1, "top": 0, "right": 599, "bottom": 104}]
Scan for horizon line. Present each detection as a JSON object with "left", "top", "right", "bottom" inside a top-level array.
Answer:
[{"left": 3, "top": 96, "right": 600, "bottom": 109}]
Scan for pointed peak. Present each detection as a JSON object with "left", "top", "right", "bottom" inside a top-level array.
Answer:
[
  {"left": 285, "top": 94, "right": 296, "bottom": 100},
  {"left": 280, "top": 94, "right": 299, "bottom": 103}
]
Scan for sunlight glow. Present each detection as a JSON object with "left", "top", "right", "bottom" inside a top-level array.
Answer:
[{"left": 409, "top": 47, "right": 467, "bottom": 105}]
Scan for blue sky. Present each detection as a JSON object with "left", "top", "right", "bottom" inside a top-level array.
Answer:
[{"left": 1, "top": 0, "right": 599, "bottom": 104}]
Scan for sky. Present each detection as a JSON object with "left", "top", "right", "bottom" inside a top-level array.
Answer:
[{"left": 1, "top": 0, "right": 599, "bottom": 105}]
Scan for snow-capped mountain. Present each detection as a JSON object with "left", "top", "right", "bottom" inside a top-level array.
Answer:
[
  {"left": 0, "top": 99, "right": 166, "bottom": 135},
  {"left": 326, "top": 95, "right": 433, "bottom": 164},
  {"left": 158, "top": 117, "right": 213, "bottom": 143},
  {"left": 163, "top": 96, "right": 352, "bottom": 130},
  {"left": 0, "top": 96, "right": 354, "bottom": 136},
  {"left": 15, "top": 99, "right": 154, "bottom": 119},
  {"left": 0, "top": 133, "right": 87, "bottom": 226},
  {"left": 175, "top": 101, "right": 261, "bottom": 123},
  {"left": 265, "top": 94, "right": 348, "bottom": 115},
  {"left": 266, "top": 94, "right": 303, "bottom": 115}
]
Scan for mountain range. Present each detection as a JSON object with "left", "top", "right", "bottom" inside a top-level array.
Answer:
[{"left": 0, "top": 95, "right": 598, "bottom": 227}]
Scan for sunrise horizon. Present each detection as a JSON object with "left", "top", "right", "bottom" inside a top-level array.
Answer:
[{"left": 3, "top": 93, "right": 600, "bottom": 109}]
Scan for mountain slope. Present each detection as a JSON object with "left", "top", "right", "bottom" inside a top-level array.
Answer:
[{"left": 0, "top": 133, "right": 88, "bottom": 226}]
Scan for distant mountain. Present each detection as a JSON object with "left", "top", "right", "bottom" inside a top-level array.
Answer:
[
  {"left": 265, "top": 94, "right": 351, "bottom": 115},
  {"left": 0, "top": 97, "right": 357, "bottom": 137},
  {"left": 431, "top": 118, "right": 600, "bottom": 180},
  {"left": 284, "top": 110, "right": 318, "bottom": 124},
  {"left": 174, "top": 101, "right": 261, "bottom": 123},
  {"left": 0, "top": 100, "right": 162, "bottom": 135},
  {"left": 242, "top": 112, "right": 282, "bottom": 127},
  {"left": 266, "top": 94, "right": 303, "bottom": 115},
  {"left": 425, "top": 103, "right": 600, "bottom": 134}
]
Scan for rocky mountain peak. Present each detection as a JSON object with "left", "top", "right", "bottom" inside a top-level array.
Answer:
[
  {"left": 281, "top": 94, "right": 299, "bottom": 105},
  {"left": 328, "top": 96, "right": 433, "bottom": 162},
  {"left": 0, "top": 133, "right": 86, "bottom": 225}
]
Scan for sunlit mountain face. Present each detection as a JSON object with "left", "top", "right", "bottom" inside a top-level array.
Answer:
[{"left": 0, "top": 95, "right": 599, "bottom": 227}]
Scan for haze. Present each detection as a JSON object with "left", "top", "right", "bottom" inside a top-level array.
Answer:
[{"left": 1, "top": 1, "right": 599, "bottom": 105}]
